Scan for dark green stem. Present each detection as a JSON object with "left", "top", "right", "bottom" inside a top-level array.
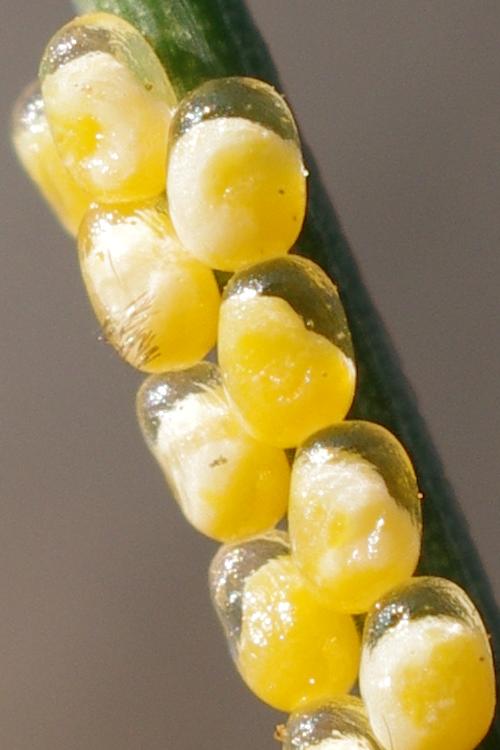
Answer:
[{"left": 75, "top": 0, "right": 499, "bottom": 743}]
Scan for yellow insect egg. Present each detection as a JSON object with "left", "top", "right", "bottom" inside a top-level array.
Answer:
[
  {"left": 166, "top": 77, "right": 306, "bottom": 271},
  {"left": 11, "top": 82, "right": 91, "bottom": 235},
  {"left": 360, "top": 577, "right": 496, "bottom": 750},
  {"left": 210, "top": 532, "right": 360, "bottom": 712},
  {"left": 289, "top": 421, "right": 422, "bottom": 613},
  {"left": 218, "top": 256, "right": 356, "bottom": 448},
  {"left": 284, "top": 696, "right": 383, "bottom": 750},
  {"left": 40, "top": 13, "right": 177, "bottom": 202},
  {"left": 78, "top": 198, "right": 220, "bottom": 372},
  {"left": 136, "top": 364, "right": 290, "bottom": 541}
]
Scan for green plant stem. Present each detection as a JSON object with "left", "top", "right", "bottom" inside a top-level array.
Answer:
[{"left": 75, "top": 0, "right": 499, "bottom": 744}]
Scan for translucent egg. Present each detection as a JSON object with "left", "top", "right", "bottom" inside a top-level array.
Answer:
[
  {"left": 360, "top": 577, "right": 496, "bottom": 750},
  {"left": 78, "top": 197, "right": 220, "bottom": 372},
  {"left": 167, "top": 77, "right": 306, "bottom": 271},
  {"left": 289, "top": 421, "right": 422, "bottom": 613},
  {"left": 40, "top": 13, "right": 177, "bottom": 202},
  {"left": 218, "top": 256, "right": 356, "bottom": 448},
  {"left": 283, "top": 696, "right": 383, "bottom": 750},
  {"left": 136, "top": 364, "right": 290, "bottom": 541},
  {"left": 209, "top": 531, "right": 360, "bottom": 711},
  {"left": 11, "top": 81, "right": 91, "bottom": 234}
]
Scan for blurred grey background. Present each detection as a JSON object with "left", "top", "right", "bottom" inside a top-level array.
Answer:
[{"left": 1, "top": 1, "right": 499, "bottom": 748}]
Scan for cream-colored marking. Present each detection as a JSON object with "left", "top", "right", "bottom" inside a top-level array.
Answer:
[
  {"left": 80, "top": 205, "right": 220, "bottom": 372},
  {"left": 43, "top": 51, "right": 171, "bottom": 200},
  {"left": 154, "top": 386, "right": 288, "bottom": 540},
  {"left": 168, "top": 117, "right": 306, "bottom": 270},
  {"left": 290, "top": 448, "right": 419, "bottom": 612},
  {"left": 156, "top": 388, "right": 230, "bottom": 530},
  {"left": 360, "top": 616, "right": 495, "bottom": 750}
]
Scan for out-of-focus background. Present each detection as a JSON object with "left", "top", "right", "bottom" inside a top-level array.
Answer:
[{"left": 1, "top": 2, "right": 499, "bottom": 748}]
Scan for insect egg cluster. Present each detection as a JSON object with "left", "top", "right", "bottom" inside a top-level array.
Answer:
[{"left": 12, "top": 9, "right": 495, "bottom": 750}]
